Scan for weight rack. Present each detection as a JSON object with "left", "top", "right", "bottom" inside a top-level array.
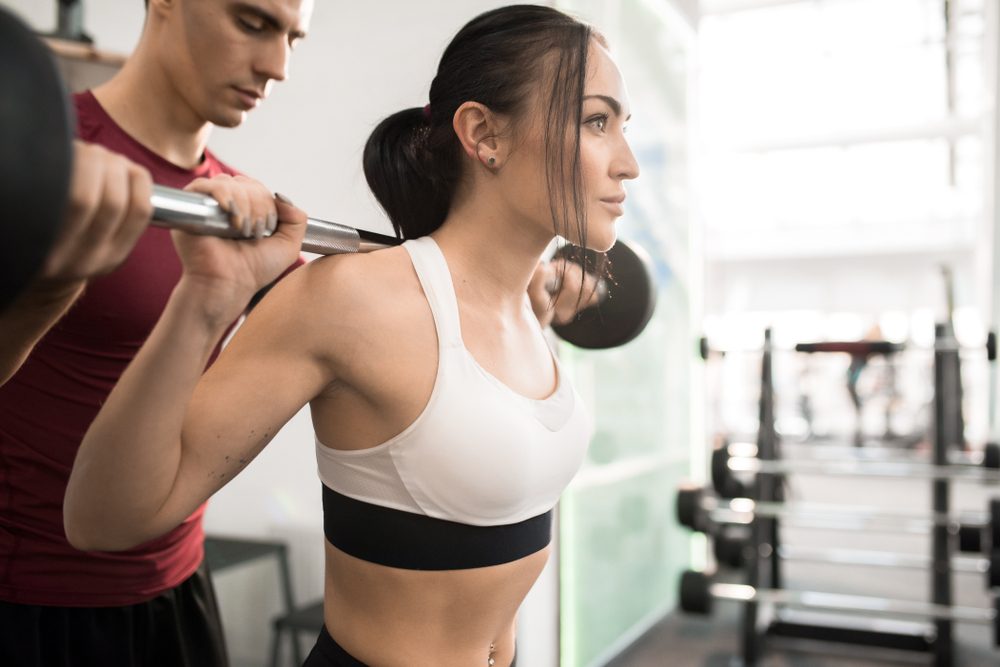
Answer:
[{"left": 727, "top": 324, "right": 987, "bottom": 666}]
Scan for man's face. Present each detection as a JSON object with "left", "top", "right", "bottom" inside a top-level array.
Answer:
[{"left": 158, "top": 0, "right": 312, "bottom": 127}]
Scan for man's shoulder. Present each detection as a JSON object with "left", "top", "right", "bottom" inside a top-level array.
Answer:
[
  {"left": 201, "top": 148, "right": 240, "bottom": 178},
  {"left": 72, "top": 90, "right": 106, "bottom": 144}
]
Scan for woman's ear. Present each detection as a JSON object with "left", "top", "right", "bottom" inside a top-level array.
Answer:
[{"left": 452, "top": 102, "right": 505, "bottom": 170}]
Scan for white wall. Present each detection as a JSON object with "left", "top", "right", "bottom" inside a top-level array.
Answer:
[{"left": 1, "top": 1, "right": 560, "bottom": 665}]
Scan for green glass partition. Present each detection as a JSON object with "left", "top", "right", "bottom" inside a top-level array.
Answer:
[{"left": 555, "top": 1, "right": 702, "bottom": 665}]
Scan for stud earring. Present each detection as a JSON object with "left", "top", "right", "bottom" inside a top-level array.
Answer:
[{"left": 487, "top": 156, "right": 497, "bottom": 167}]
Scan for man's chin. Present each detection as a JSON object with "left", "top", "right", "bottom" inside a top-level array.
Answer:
[{"left": 210, "top": 108, "right": 248, "bottom": 129}]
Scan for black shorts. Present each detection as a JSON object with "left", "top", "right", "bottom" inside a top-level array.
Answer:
[
  {"left": 303, "top": 626, "right": 517, "bottom": 667},
  {"left": 303, "top": 626, "right": 367, "bottom": 667},
  {"left": 0, "top": 560, "right": 228, "bottom": 667}
]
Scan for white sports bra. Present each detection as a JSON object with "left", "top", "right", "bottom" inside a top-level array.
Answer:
[{"left": 315, "top": 237, "right": 592, "bottom": 569}]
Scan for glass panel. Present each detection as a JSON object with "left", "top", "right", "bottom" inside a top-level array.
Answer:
[{"left": 555, "top": 1, "right": 700, "bottom": 665}]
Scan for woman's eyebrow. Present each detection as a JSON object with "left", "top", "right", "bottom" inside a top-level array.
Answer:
[{"left": 583, "top": 94, "right": 629, "bottom": 120}]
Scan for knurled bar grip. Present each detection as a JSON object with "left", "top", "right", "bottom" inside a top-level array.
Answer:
[{"left": 150, "top": 185, "right": 398, "bottom": 255}]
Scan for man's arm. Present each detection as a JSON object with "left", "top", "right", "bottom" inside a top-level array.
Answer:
[{"left": 0, "top": 141, "right": 152, "bottom": 385}]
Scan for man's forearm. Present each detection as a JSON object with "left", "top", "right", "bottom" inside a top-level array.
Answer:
[{"left": 0, "top": 281, "right": 85, "bottom": 385}]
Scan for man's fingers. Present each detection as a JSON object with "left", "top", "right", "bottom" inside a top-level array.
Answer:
[
  {"left": 105, "top": 165, "right": 154, "bottom": 268},
  {"left": 81, "top": 154, "right": 130, "bottom": 247}
]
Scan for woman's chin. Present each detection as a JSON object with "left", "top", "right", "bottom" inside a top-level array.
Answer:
[
  {"left": 585, "top": 226, "right": 618, "bottom": 253},
  {"left": 560, "top": 219, "right": 618, "bottom": 252}
]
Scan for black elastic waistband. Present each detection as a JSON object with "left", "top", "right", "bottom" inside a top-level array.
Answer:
[{"left": 322, "top": 485, "right": 551, "bottom": 570}]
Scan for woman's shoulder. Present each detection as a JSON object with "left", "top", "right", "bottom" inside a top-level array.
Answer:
[{"left": 292, "top": 246, "right": 423, "bottom": 322}]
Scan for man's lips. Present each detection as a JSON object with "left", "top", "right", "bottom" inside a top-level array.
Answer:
[{"left": 233, "top": 87, "right": 263, "bottom": 108}]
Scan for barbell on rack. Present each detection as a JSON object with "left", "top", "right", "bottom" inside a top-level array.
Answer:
[
  {"left": 676, "top": 486, "right": 1000, "bottom": 547},
  {"left": 698, "top": 335, "right": 997, "bottom": 361},
  {"left": 710, "top": 447, "right": 1000, "bottom": 499},
  {"left": 678, "top": 570, "right": 1000, "bottom": 647},
  {"left": 720, "top": 441, "right": 1000, "bottom": 472},
  {"left": 711, "top": 527, "right": 1000, "bottom": 589},
  {"left": 0, "top": 9, "right": 657, "bottom": 350}
]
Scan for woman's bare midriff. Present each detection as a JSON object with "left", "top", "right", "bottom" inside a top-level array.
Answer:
[{"left": 321, "top": 540, "right": 551, "bottom": 667}]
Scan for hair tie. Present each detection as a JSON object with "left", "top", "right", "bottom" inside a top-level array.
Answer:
[{"left": 422, "top": 104, "right": 432, "bottom": 121}]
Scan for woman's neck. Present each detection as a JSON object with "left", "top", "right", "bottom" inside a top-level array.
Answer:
[{"left": 432, "top": 194, "right": 552, "bottom": 317}]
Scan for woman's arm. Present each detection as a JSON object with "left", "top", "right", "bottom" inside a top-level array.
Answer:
[{"left": 64, "top": 175, "right": 318, "bottom": 551}]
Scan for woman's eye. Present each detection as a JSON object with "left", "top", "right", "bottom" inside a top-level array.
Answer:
[{"left": 588, "top": 115, "right": 608, "bottom": 131}]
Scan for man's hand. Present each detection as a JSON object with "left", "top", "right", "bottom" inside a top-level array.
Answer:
[
  {"left": 0, "top": 141, "right": 154, "bottom": 384},
  {"left": 171, "top": 175, "right": 307, "bottom": 326},
  {"left": 37, "top": 140, "right": 153, "bottom": 291},
  {"left": 527, "top": 258, "right": 601, "bottom": 330}
]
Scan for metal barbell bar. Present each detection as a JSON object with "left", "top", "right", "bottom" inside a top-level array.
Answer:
[
  {"left": 678, "top": 570, "right": 999, "bottom": 647},
  {"left": 722, "top": 441, "right": 999, "bottom": 471},
  {"left": 713, "top": 448, "right": 1000, "bottom": 491},
  {"left": 711, "top": 528, "right": 1000, "bottom": 589},
  {"left": 699, "top": 334, "right": 997, "bottom": 361},
  {"left": 677, "top": 486, "right": 1000, "bottom": 544}
]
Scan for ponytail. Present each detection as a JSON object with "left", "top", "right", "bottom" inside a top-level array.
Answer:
[{"left": 362, "top": 107, "right": 458, "bottom": 240}]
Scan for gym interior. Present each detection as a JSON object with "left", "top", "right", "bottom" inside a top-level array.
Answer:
[{"left": 2, "top": 0, "right": 1000, "bottom": 666}]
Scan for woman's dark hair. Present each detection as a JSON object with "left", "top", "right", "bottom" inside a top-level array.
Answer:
[{"left": 363, "top": 5, "right": 599, "bottom": 251}]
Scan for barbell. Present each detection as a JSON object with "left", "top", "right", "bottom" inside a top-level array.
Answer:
[
  {"left": 699, "top": 335, "right": 998, "bottom": 361},
  {"left": 0, "top": 8, "right": 657, "bottom": 350},
  {"left": 712, "top": 527, "right": 1000, "bottom": 589},
  {"left": 710, "top": 447, "right": 1000, "bottom": 501},
  {"left": 676, "top": 485, "right": 1000, "bottom": 544},
  {"left": 721, "top": 440, "right": 1000, "bottom": 471},
  {"left": 709, "top": 442, "right": 1000, "bottom": 500},
  {"left": 678, "top": 570, "right": 999, "bottom": 647}
]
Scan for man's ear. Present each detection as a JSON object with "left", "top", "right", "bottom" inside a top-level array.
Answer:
[{"left": 147, "top": 0, "right": 175, "bottom": 18}]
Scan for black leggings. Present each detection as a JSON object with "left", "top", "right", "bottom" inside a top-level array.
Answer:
[
  {"left": 0, "top": 560, "right": 228, "bottom": 667},
  {"left": 303, "top": 626, "right": 367, "bottom": 667},
  {"left": 303, "top": 626, "right": 517, "bottom": 667}
]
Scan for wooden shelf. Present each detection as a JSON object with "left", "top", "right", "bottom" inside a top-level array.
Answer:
[{"left": 42, "top": 36, "right": 126, "bottom": 67}]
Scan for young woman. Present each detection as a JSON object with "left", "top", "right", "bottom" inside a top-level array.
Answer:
[{"left": 65, "top": 5, "right": 639, "bottom": 666}]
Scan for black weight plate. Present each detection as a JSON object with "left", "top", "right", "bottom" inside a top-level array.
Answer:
[
  {"left": 713, "top": 530, "right": 747, "bottom": 569},
  {"left": 711, "top": 447, "right": 730, "bottom": 496},
  {"left": 679, "top": 570, "right": 712, "bottom": 615},
  {"left": 551, "top": 238, "right": 657, "bottom": 349},
  {"left": 957, "top": 523, "right": 982, "bottom": 555},
  {"left": 0, "top": 8, "right": 73, "bottom": 311},
  {"left": 675, "top": 486, "right": 703, "bottom": 531},
  {"left": 992, "top": 498, "right": 1000, "bottom": 551},
  {"left": 984, "top": 442, "right": 1000, "bottom": 470}
]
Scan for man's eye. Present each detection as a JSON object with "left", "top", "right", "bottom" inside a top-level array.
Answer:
[{"left": 239, "top": 17, "right": 266, "bottom": 32}]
